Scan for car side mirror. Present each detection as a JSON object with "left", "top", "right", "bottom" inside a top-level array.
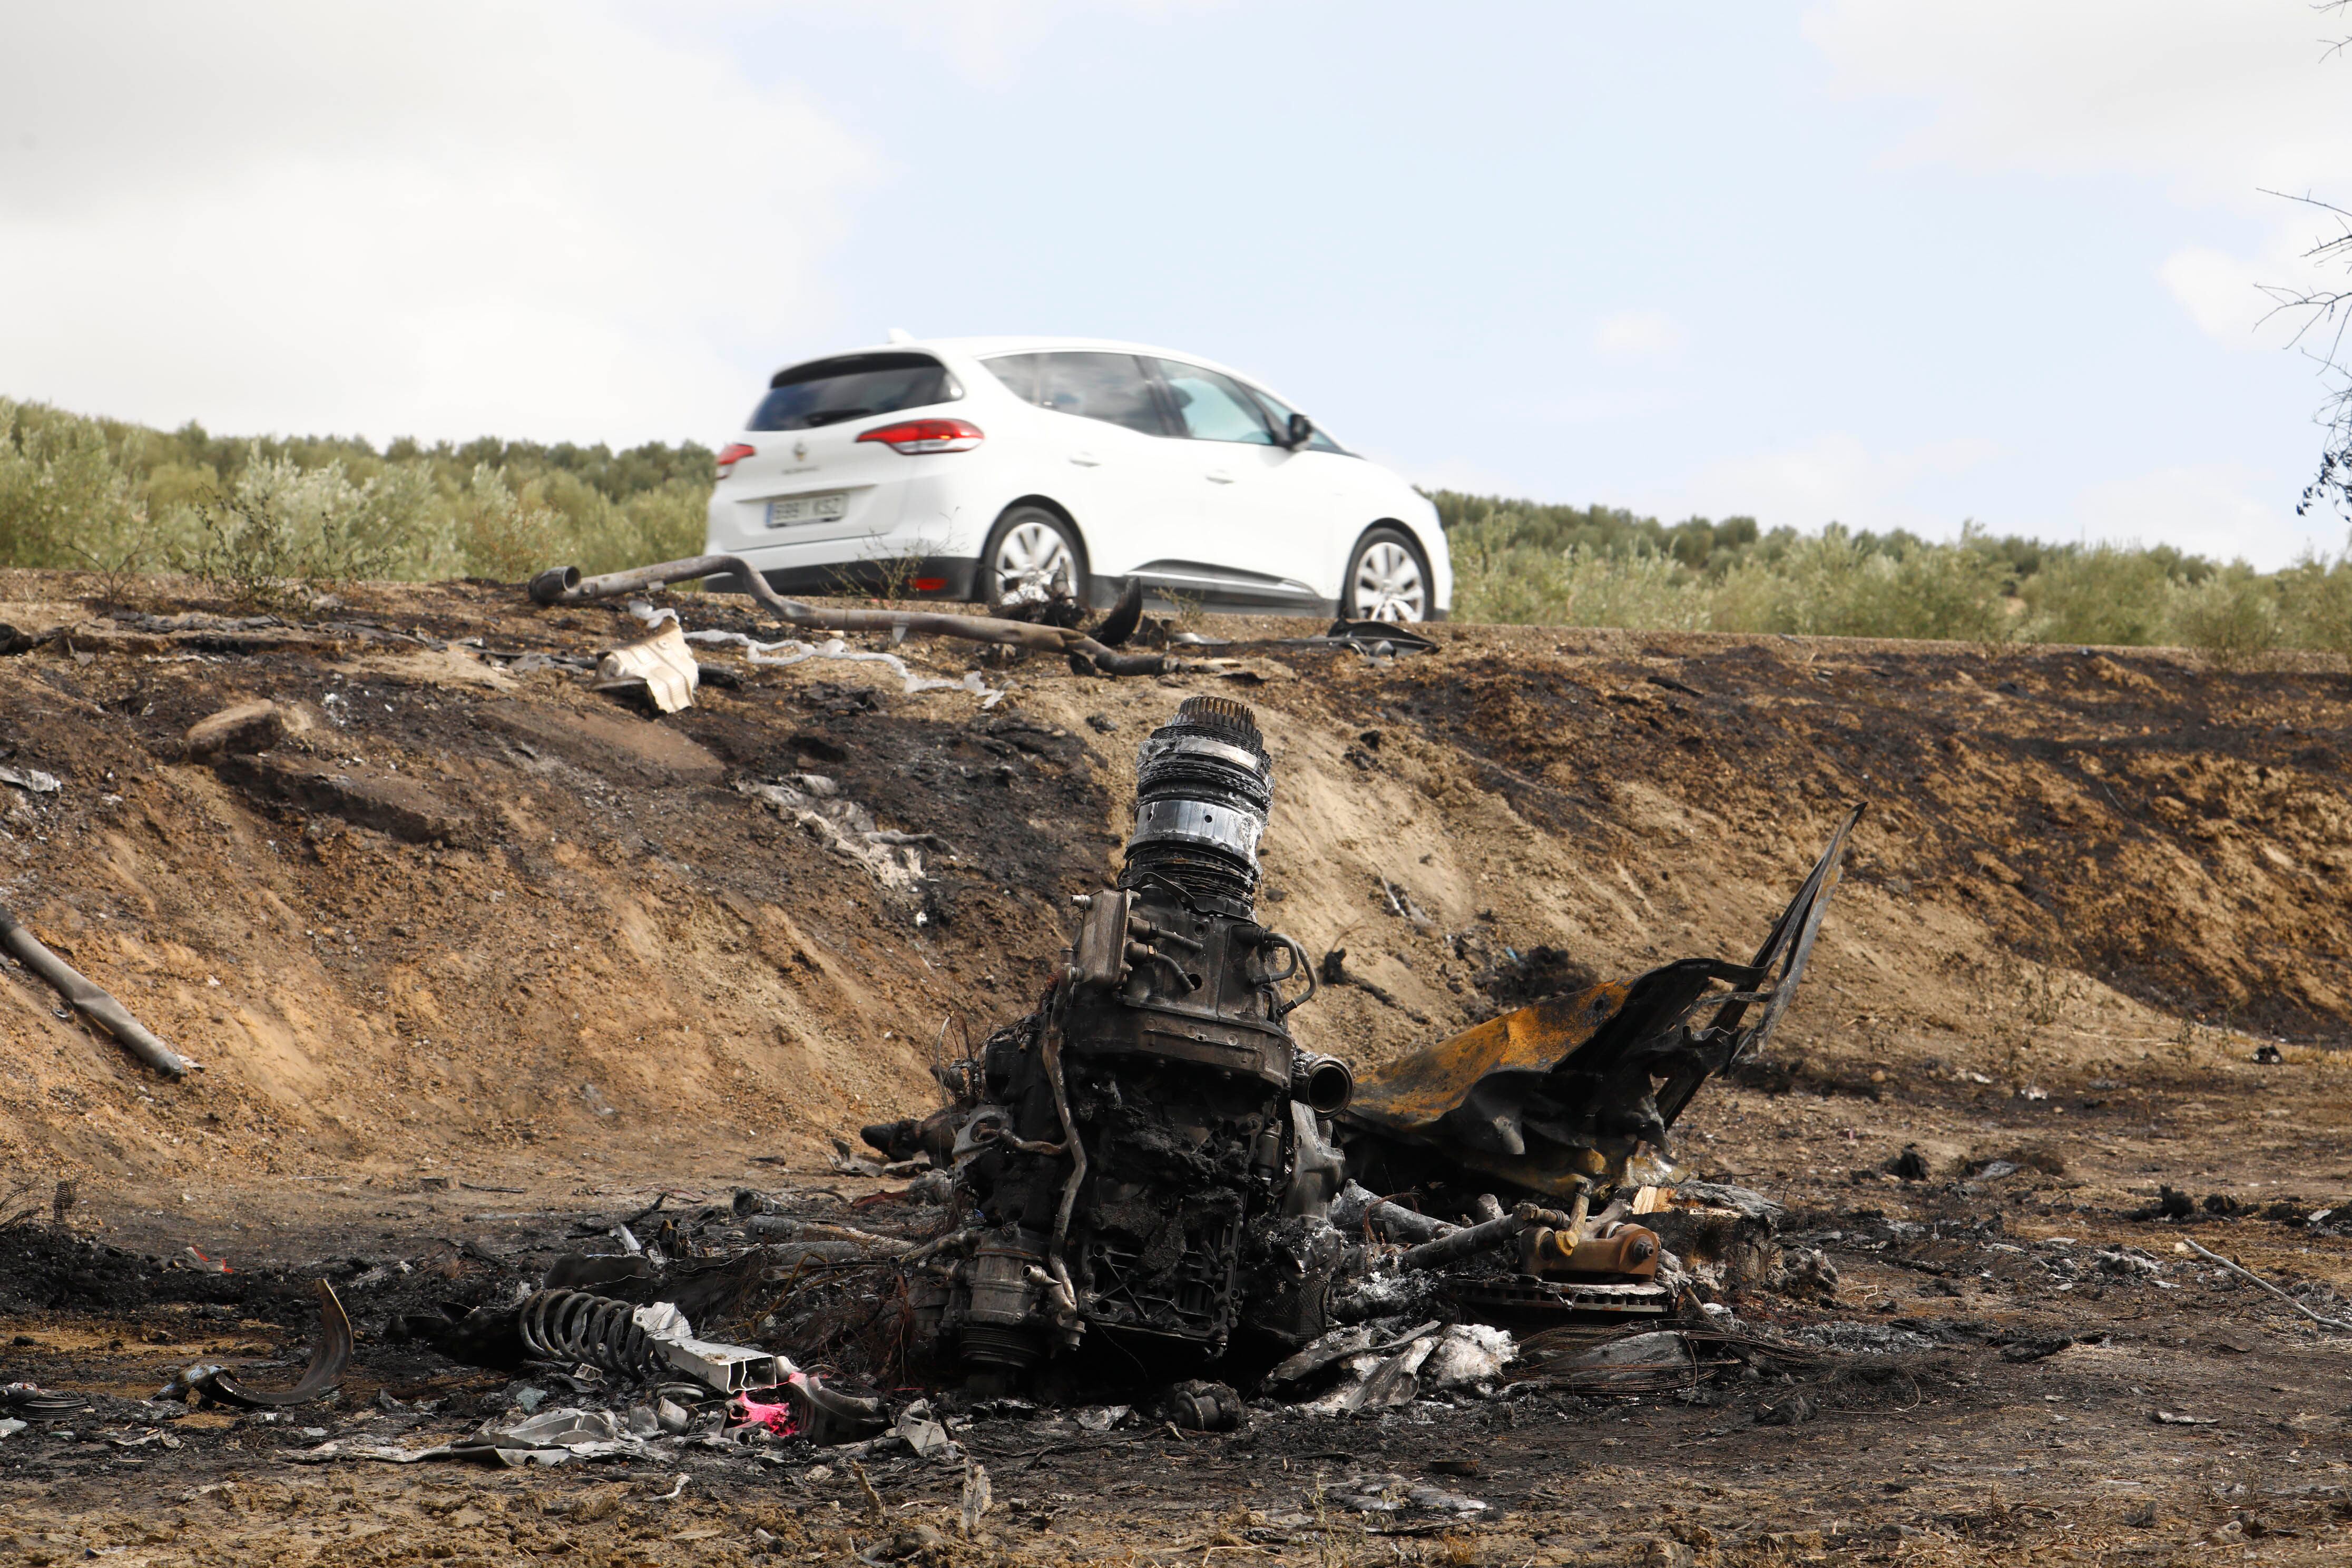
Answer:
[{"left": 1284, "top": 412, "right": 1314, "bottom": 449}]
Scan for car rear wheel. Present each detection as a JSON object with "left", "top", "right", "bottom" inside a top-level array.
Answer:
[
  {"left": 1344, "top": 527, "right": 1432, "bottom": 622},
  {"left": 981, "top": 506, "right": 1086, "bottom": 606}
]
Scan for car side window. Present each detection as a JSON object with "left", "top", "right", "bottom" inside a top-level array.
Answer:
[
  {"left": 1153, "top": 360, "right": 1277, "bottom": 444},
  {"left": 982, "top": 354, "right": 1043, "bottom": 404},
  {"left": 985, "top": 352, "right": 1170, "bottom": 436},
  {"left": 1241, "top": 383, "right": 1346, "bottom": 454}
]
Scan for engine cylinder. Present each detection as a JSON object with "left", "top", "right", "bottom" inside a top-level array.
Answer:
[{"left": 1121, "top": 695, "right": 1272, "bottom": 915}]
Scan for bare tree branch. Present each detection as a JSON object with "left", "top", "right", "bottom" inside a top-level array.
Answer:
[{"left": 2262, "top": 13, "right": 2352, "bottom": 513}]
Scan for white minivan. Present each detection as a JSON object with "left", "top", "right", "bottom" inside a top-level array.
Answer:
[{"left": 704, "top": 336, "right": 1450, "bottom": 622}]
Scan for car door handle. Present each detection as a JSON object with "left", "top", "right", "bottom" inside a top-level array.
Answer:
[
  {"left": 1069, "top": 452, "right": 1102, "bottom": 467},
  {"left": 1205, "top": 470, "right": 1234, "bottom": 484}
]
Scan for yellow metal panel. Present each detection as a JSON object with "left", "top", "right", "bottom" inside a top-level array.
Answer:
[{"left": 1345, "top": 979, "right": 1631, "bottom": 1132}]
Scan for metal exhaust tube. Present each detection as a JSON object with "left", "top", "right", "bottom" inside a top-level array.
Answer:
[{"left": 1291, "top": 1052, "right": 1354, "bottom": 1114}]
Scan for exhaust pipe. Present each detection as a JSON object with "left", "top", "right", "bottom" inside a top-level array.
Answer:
[{"left": 1291, "top": 1051, "right": 1354, "bottom": 1114}]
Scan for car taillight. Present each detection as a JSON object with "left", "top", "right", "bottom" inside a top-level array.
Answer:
[
  {"left": 716, "top": 442, "right": 755, "bottom": 475},
  {"left": 856, "top": 418, "right": 984, "bottom": 454}
]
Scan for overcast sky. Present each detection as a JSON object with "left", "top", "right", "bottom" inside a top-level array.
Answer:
[{"left": 2, "top": 2, "right": 2347, "bottom": 565}]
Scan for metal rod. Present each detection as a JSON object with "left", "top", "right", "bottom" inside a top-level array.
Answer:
[
  {"left": 1398, "top": 1201, "right": 1573, "bottom": 1271},
  {"left": 1, "top": 904, "right": 193, "bottom": 1078}
]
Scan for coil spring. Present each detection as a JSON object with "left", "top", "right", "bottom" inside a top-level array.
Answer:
[{"left": 516, "top": 1289, "right": 668, "bottom": 1381}]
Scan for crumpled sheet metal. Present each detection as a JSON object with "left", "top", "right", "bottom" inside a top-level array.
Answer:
[
  {"left": 174, "top": 1280, "right": 352, "bottom": 1409},
  {"left": 295, "top": 1406, "right": 652, "bottom": 1468},
  {"left": 1340, "top": 805, "right": 1863, "bottom": 1201},
  {"left": 595, "top": 618, "right": 699, "bottom": 713}
]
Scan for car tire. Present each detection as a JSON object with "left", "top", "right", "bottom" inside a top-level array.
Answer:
[
  {"left": 1342, "top": 526, "right": 1433, "bottom": 622},
  {"left": 979, "top": 505, "right": 1089, "bottom": 607}
]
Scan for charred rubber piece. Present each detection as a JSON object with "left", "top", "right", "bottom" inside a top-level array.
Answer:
[
  {"left": 187, "top": 1280, "right": 352, "bottom": 1408},
  {"left": 783, "top": 1376, "right": 889, "bottom": 1444},
  {"left": 1095, "top": 578, "right": 1145, "bottom": 647}
]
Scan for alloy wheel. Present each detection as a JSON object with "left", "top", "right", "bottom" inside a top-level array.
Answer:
[
  {"left": 1350, "top": 540, "right": 1427, "bottom": 621},
  {"left": 994, "top": 519, "right": 1077, "bottom": 601}
]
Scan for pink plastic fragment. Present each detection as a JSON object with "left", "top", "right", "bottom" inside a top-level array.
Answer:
[{"left": 730, "top": 1389, "right": 800, "bottom": 1437}]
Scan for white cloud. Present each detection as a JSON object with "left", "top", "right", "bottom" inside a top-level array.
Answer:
[
  {"left": 1802, "top": 1, "right": 2352, "bottom": 200},
  {"left": 1593, "top": 309, "right": 1688, "bottom": 362},
  {"left": 1804, "top": 1, "right": 2351, "bottom": 350},
  {"left": 2160, "top": 247, "right": 2275, "bottom": 344},
  {"left": 0, "top": 2, "right": 874, "bottom": 445},
  {"left": 1663, "top": 432, "right": 1998, "bottom": 530},
  {"left": 2072, "top": 462, "right": 2318, "bottom": 567},
  {"left": 757, "top": 0, "right": 1238, "bottom": 87}
]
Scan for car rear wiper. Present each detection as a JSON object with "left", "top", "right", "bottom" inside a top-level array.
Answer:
[{"left": 800, "top": 408, "right": 874, "bottom": 428}]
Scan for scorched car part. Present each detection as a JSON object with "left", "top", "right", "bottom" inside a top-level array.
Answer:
[{"left": 894, "top": 700, "right": 1859, "bottom": 1387}]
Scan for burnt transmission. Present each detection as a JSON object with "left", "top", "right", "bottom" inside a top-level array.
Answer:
[{"left": 909, "top": 696, "right": 1347, "bottom": 1383}]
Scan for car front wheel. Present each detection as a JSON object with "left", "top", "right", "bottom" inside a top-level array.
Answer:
[
  {"left": 981, "top": 506, "right": 1087, "bottom": 606},
  {"left": 1343, "top": 527, "right": 1432, "bottom": 622}
]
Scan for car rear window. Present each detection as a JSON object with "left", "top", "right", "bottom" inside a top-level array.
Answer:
[
  {"left": 746, "top": 352, "right": 958, "bottom": 432},
  {"left": 982, "top": 351, "right": 1171, "bottom": 436}
]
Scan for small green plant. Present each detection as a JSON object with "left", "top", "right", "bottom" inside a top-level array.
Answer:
[
  {"left": 454, "top": 464, "right": 564, "bottom": 583},
  {"left": 179, "top": 448, "right": 437, "bottom": 606},
  {"left": 831, "top": 532, "right": 944, "bottom": 604},
  {"left": 2168, "top": 566, "right": 2280, "bottom": 667}
]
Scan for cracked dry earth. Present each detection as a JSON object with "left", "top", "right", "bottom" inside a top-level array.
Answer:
[{"left": 7, "top": 569, "right": 2352, "bottom": 1563}]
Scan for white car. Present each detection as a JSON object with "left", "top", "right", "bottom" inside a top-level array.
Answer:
[{"left": 703, "top": 336, "right": 1451, "bottom": 622}]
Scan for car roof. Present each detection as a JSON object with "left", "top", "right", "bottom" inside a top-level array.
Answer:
[{"left": 778, "top": 336, "right": 1299, "bottom": 406}]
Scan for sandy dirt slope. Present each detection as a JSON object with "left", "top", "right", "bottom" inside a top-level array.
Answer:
[
  {"left": 3, "top": 569, "right": 2351, "bottom": 1230},
  {"left": 12, "top": 570, "right": 2352, "bottom": 1565}
]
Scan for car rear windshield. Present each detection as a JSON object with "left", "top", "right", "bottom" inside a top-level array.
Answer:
[{"left": 746, "top": 352, "right": 959, "bottom": 432}]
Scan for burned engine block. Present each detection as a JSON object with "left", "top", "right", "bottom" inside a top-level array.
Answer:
[
  {"left": 898, "top": 695, "right": 1861, "bottom": 1391},
  {"left": 911, "top": 697, "right": 1345, "bottom": 1384}
]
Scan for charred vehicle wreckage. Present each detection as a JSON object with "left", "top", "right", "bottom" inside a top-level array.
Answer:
[
  {"left": 872, "top": 697, "right": 1860, "bottom": 1396},
  {"left": 132, "top": 696, "right": 1858, "bottom": 1447}
]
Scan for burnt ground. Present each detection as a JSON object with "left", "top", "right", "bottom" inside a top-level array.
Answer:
[{"left": 7, "top": 570, "right": 2352, "bottom": 1562}]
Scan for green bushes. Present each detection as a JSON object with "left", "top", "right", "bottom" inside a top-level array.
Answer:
[
  {"left": 8, "top": 397, "right": 2352, "bottom": 659},
  {"left": 0, "top": 401, "right": 153, "bottom": 572},
  {"left": 0, "top": 397, "right": 714, "bottom": 600},
  {"left": 1436, "top": 486, "right": 2352, "bottom": 658}
]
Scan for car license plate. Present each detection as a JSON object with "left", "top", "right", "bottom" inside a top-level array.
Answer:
[{"left": 767, "top": 491, "right": 848, "bottom": 527}]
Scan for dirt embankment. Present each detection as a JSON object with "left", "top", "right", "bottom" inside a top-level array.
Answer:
[{"left": 3, "top": 570, "right": 2350, "bottom": 1230}]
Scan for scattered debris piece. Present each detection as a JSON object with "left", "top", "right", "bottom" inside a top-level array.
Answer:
[
  {"left": 0, "top": 765, "right": 60, "bottom": 794},
  {"left": 2130, "top": 1187, "right": 2197, "bottom": 1222},
  {"left": 595, "top": 615, "right": 700, "bottom": 713},
  {"left": 1, "top": 901, "right": 197, "bottom": 1077},
  {"left": 529, "top": 552, "right": 1170, "bottom": 674},
  {"left": 739, "top": 777, "right": 932, "bottom": 900},
  {"left": 959, "top": 1458, "right": 993, "bottom": 1537},
  {"left": 1157, "top": 1379, "right": 1245, "bottom": 1431},
  {"left": 300, "top": 1406, "right": 656, "bottom": 1467},
  {"left": 687, "top": 629, "right": 1010, "bottom": 707},
  {"left": 1340, "top": 804, "right": 1863, "bottom": 1204},
  {"left": 164, "top": 1280, "right": 351, "bottom": 1407}
]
